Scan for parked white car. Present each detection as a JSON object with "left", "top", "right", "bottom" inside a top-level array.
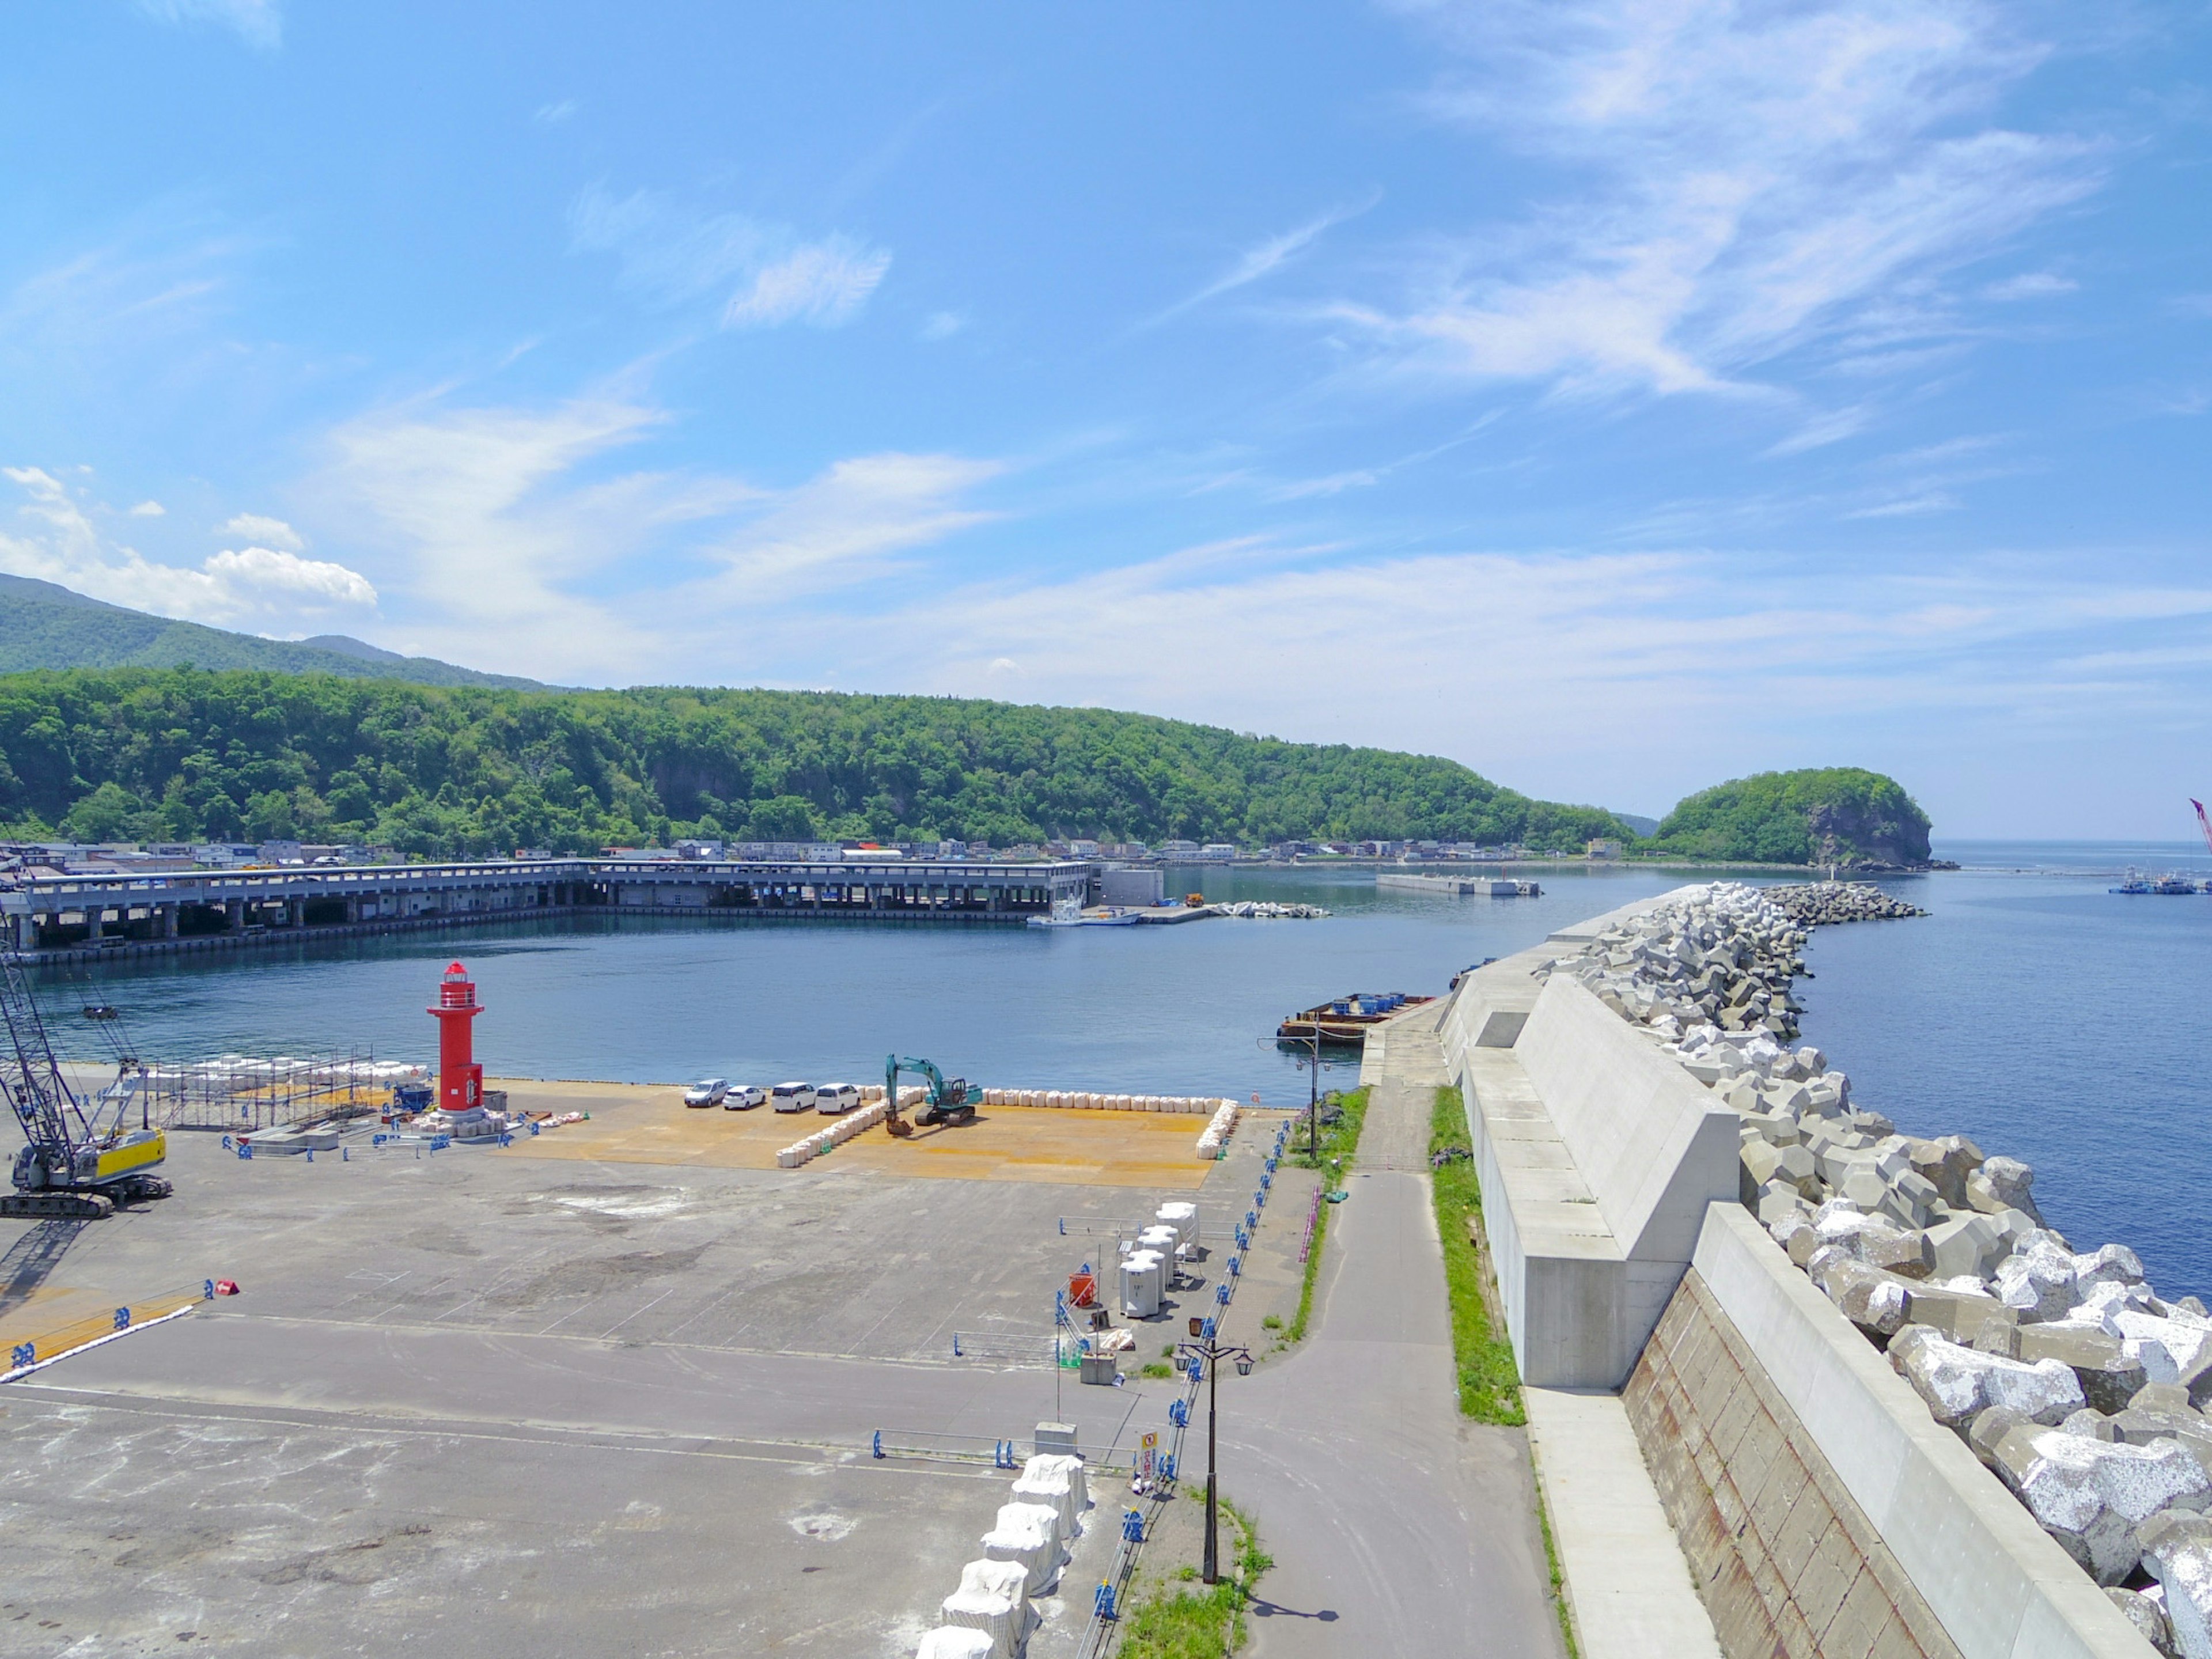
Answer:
[
  {"left": 771, "top": 1082, "right": 817, "bottom": 1113},
  {"left": 815, "top": 1083, "right": 862, "bottom": 1115},
  {"left": 683, "top": 1078, "right": 729, "bottom": 1108},
  {"left": 722, "top": 1085, "right": 768, "bottom": 1111}
]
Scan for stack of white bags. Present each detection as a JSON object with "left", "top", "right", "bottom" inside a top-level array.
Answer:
[{"left": 915, "top": 1453, "right": 1089, "bottom": 1657}]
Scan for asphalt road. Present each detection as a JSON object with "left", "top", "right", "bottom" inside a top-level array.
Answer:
[{"left": 1219, "top": 1036, "right": 1564, "bottom": 1658}]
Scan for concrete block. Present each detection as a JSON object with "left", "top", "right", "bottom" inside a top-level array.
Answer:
[
  {"left": 1995, "top": 1426, "right": 2211, "bottom": 1584},
  {"left": 2103, "top": 1587, "right": 2173, "bottom": 1656},
  {"left": 1890, "top": 1326, "right": 2084, "bottom": 1427},
  {"left": 2019, "top": 1324, "right": 2151, "bottom": 1415},
  {"left": 2139, "top": 1512, "right": 2212, "bottom": 1658},
  {"left": 1904, "top": 1285, "right": 2016, "bottom": 1351},
  {"left": 1997, "top": 1244, "right": 2080, "bottom": 1324}
]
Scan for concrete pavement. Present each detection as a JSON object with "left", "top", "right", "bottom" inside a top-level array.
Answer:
[{"left": 1217, "top": 1014, "right": 1564, "bottom": 1658}]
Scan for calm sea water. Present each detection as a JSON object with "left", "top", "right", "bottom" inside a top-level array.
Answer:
[{"left": 33, "top": 846, "right": 2211, "bottom": 1295}]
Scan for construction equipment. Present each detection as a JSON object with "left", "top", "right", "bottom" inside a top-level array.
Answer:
[
  {"left": 1, "top": 952, "right": 168, "bottom": 1219},
  {"left": 882, "top": 1054, "right": 978, "bottom": 1138},
  {"left": 2193, "top": 800, "right": 2212, "bottom": 861}
]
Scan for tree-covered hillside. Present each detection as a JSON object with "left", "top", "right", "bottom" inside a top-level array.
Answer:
[
  {"left": 0, "top": 574, "right": 540, "bottom": 689},
  {"left": 0, "top": 669, "right": 1633, "bottom": 857},
  {"left": 1641, "top": 768, "right": 1932, "bottom": 865}
]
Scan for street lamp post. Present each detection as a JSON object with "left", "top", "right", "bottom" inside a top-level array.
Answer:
[{"left": 1175, "top": 1316, "right": 1254, "bottom": 1585}]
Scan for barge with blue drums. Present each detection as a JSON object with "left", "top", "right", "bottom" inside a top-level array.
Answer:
[{"left": 1277, "top": 991, "right": 1434, "bottom": 1046}]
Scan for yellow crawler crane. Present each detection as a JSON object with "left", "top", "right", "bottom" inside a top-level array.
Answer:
[{"left": 1, "top": 954, "right": 168, "bottom": 1219}]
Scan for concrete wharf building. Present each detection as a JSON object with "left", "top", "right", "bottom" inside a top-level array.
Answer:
[{"left": 0, "top": 855, "right": 1092, "bottom": 959}]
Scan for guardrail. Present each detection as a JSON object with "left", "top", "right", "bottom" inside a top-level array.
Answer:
[{"left": 2, "top": 1278, "right": 217, "bottom": 1381}]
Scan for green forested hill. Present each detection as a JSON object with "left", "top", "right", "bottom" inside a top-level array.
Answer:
[
  {"left": 1640, "top": 768, "right": 1932, "bottom": 865},
  {"left": 0, "top": 574, "right": 540, "bottom": 688},
  {"left": 0, "top": 669, "right": 1634, "bottom": 856}
]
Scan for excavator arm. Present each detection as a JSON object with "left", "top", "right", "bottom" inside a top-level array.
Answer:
[{"left": 881, "top": 1053, "right": 976, "bottom": 1138}]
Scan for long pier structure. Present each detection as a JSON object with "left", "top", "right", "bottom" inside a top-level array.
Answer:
[{"left": 0, "top": 855, "right": 1093, "bottom": 960}]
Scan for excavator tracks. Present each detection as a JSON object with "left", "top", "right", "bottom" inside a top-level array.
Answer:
[{"left": 0, "top": 1189, "right": 115, "bottom": 1221}]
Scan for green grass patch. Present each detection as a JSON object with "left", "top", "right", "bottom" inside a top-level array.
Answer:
[
  {"left": 1139, "top": 1361, "right": 1173, "bottom": 1380},
  {"left": 1535, "top": 1473, "right": 1583, "bottom": 1659},
  {"left": 1284, "top": 1086, "right": 1369, "bottom": 1344},
  {"left": 1116, "top": 1499, "right": 1272, "bottom": 1658},
  {"left": 1429, "top": 1085, "right": 1524, "bottom": 1425}
]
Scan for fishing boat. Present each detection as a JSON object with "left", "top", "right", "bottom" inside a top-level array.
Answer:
[{"left": 1275, "top": 991, "right": 1434, "bottom": 1046}]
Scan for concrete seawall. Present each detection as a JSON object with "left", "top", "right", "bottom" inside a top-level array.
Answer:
[{"left": 1440, "top": 890, "right": 2153, "bottom": 1658}]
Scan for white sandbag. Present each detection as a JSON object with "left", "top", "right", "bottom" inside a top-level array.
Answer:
[
  {"left": 1011, "top": 1465, "right": 1076, "bottom": 1533},
  {"left": 939, "top": 1556, "right": 1029, "bottom": 1658},
  {"left": 916, "top": 1628, "right": 996, "bottom": 1659},
  {"left": 1157, "top": 1202, "right": 1198, "bottom": 1252},
  {"left": 1028, "top": 1452, "right": 1088, "bottom": 1513},
  {"left": 1119, "top": 1250, "right": 1163, "bottom": 1317},
  {"left": 982, "top": 1501, "right": 1064, "bottom": 1593}
]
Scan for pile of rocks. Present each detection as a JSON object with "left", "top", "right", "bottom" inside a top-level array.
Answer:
[
  {"left": 1210, "top": 901, "right": 1330, "bottom": 919},
  {"left": 1534, "top": 880, "right": 1806, "bottom": 1040},
  {"left": 1763, "top": 881, "right": 1929, "bottom": 925},
  {"left": 1554, "top": 882, "right": 2210, "bottom": 1650}
]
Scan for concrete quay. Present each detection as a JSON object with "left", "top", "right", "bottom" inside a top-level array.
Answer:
[{"left": 0, "top": 854, "right": 1092, "bottom": 960}]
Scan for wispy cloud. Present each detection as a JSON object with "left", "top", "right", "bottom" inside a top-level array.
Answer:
[
  {"left": 1766, "top": 404, "right": 1874, "bottom": 456},
  {"left": 567, "top": 185, "right": 889, "bottom": 330},
  {"left": 128, "top": 499, "right": 165, "bottom": 517},
  {"left": 1145, "top": 201, "right": 1373, "bottom": 327},
  {"left": 534, "top": 100, "right": 578, "bottom": 126},
  {"left": 1982, "top": 271, "right": 2077, "bottom": 301},
  {"left": 135, "top": 0, "right": 281, "bottom": 50},
  {"left": 1, "top": 467, "right": 371, "bottom": 623},
  {"left": 1845, "top": 491, "right": 1960, "bottom": 518},
  {"left": 1335, "top": 1, "right": 2099, "bottom": 402}
]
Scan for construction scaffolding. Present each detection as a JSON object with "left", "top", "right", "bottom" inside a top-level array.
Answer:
[{"left": 126, "top": 1052, "right": 429, "bottom": 1133}]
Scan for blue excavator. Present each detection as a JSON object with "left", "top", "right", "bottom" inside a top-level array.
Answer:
[{"left": 882, "top": 1054, "right": 978, "bottom": 1138}]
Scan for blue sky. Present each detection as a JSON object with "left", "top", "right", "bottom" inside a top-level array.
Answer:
[{"left": 2, "top": 1, "right": 2208, "bottom": 836}]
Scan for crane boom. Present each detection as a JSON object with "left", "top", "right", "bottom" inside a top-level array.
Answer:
[
  {"left": 2193, "top": 800, "right": 2212, "bottom": 859},
  {"left": 1, "top": 952, "right": 168, "bottom": 1219}
]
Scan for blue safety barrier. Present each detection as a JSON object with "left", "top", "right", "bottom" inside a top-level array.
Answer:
[
  {"left": 1260, "top": 1172, "right": 1271, "bottom": 1192},
  {"left": 872, "top": 1430, "right": 884, "bottom": 1459},
  {"left": 12, "top": 1341, "right": 34, "bottom": 1369},
  {"left": 1215, "top": 1283, "right": 1230, "bottom": 1305},
  {"left": 221, "top": 1135, "right": 232, "bottom": 1151},
  {"left": 1160, "top": 1453, "right": 1176, "bottom": 1481},
  {"left": 305, "top": 1150, "right": 313, "bottom": 1162},
  {"left": 342, "top": 1147, "right": 349, "bottom": 1161},
  {"left": 1094, "top": 1581, "right": 1118, "bottom": 1619},
  {"left": 1188, "top": 1357, "right": 1203, "bottom": 1382},
  {"left": 1202, "top": 1317, "right": 1215, "bottom": 1339},
  {"left": 1229, "top": 1255, "right": 1241, "bottom": 1278},
  {"left": 1123, "top": 1509, "right": 1144, "bottom": 1541},
  {"left": 996, "top": 1440, "right": 1018, "bottom": 1469},
  {"left": 112, "top": 1306, "right": 130, "bottom": 1331},
  {"left": 203, "top": 1279, "right": 215, "bottom": 1300},
  {"left": 237, "top": 1143, "right": 253, "bottom": 1160},
  {"left": 1169, "top": 1397, "right": 1188, "bottom": 1427},
  {"left": 1245, "top": 1210, "right": 1257, "bottom": 1232}
]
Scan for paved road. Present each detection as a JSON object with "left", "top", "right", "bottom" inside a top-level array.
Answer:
[{"left": 1219, "top": 1020, "right": 1564, "bottom": 1657}]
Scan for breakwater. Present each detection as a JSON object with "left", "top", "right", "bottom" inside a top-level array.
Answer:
[{"left": 1442, "top": 882, "right": 2167, "bottom": 1658}]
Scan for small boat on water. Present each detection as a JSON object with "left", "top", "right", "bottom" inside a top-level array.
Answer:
[{"left": 1276, "top": 991, "right": 1434, "bottom": 1045}]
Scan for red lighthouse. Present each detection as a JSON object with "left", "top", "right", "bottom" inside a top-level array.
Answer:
[{"left": 429, "top": 961, "right": 484, "bottom": 1112}]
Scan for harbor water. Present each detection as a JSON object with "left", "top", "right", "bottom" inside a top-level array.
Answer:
[{"left": 34, "top": 842, "right": 2212, "bottom": 1294}]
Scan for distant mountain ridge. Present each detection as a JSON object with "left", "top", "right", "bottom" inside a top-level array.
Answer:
[{"left": 0, "top": 573, "right": 541, "bottom": 689}]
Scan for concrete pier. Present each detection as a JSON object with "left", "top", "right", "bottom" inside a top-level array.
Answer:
[{"left": 0, "top": 855, "right": 1092, "bottom": 961}]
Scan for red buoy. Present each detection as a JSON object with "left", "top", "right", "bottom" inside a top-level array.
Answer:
[{"left": 429, "top": 961, "right": 484, "bottom": 1113}]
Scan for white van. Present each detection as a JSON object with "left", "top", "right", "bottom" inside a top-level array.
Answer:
[
  {"left": 723, "top": 1085, "right": 768, "bottom": 1111},
  {"left": 815, "top": 1083, "right": 862, "bottom": 1115},
  {"left": 770, "top": 1082, "right": 817, "bottom": 1113},
  {"left": 683, "top": 1078, "right": 729, "bottom": 1108}
]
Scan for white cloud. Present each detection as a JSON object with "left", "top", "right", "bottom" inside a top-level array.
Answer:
[
  {"left": 1146, "top": 203, "right": 1371, "bottom": 327},
  {"left": 567, "top": 184, "right": 889, "bottom": 329},
  {"left": 722, "top": 239, "right": 890, "bottom": 329},
  {"left": 534, "top": 100, "right": 578, "bottom": 125},
  {"left": 135, "top": 0, "right": 280, "bottom": 50},
  {"left": 1845, "top": 491, "right": 1961, "bottom": 518},
  {"left": 1982, "top": 271, "right": 2077, "bottom": 300},
  {"left": 695, "top": 452, "right": 1002, "bottom": 597},
  {"left": 1766, "top": 406, "right": 1874, "bottom": 456},
  {"left": 1264, "top": 469, "right": 1380, "bottom": 502},
  {"left": 921, "top": 311, "right": 967, "bottom": 341},
  {"left": 1, "top": 466, "right": 373, "bottom": 624},
  {"left": 218, "top": 511, "right": 304, "bottom": 550},
  {"left": 128, "top": 499, "right": 165, "bottom": 517},
  {"left": 1340, "top": 1, "right": 2099, "bottom": 399}
]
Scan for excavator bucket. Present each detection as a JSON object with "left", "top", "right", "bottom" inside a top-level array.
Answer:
[{"left": 885, "top": 1116, "right": 914, "bottom": 1138}]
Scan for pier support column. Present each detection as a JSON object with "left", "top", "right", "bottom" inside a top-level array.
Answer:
[
  {"left": 162, "top": 904, "right": 179, "bottom": 939},
  {"left": 225, "top": 899, "right": 245, "bottom": 933},
  {"left": 287, "top": 898, "right": 305, "bottom": 929},
  {"left": 85, "top": 907, "right": 103, "bottom": 941}
]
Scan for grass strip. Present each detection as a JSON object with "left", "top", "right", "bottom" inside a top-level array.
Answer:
[
  {"left": 1116, "top": 1499, "right": 1274, "bottom": 1658},
  {"left": 1285, "top": 1085, "right": 1368, "bottom": 1344},
  {"left": 1429, "top": 1084, "right": 1524, "bottom": 1425},
  {"left": 1533, "top": 1472, "right": 1584, "bottom": 1659}
]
